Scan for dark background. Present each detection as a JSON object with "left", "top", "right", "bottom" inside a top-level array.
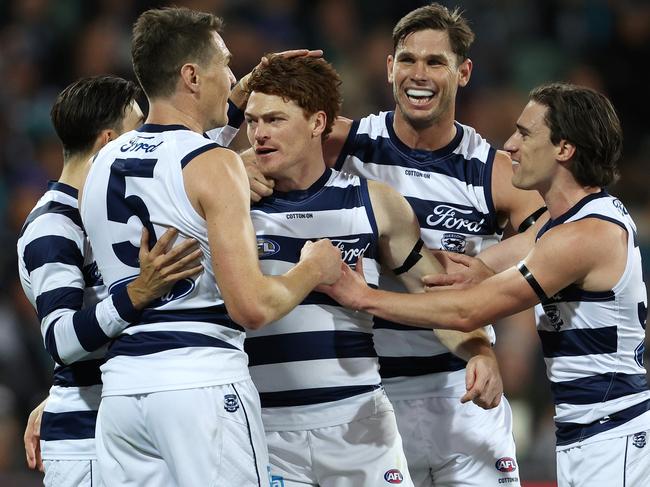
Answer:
[{"left": 0, "top": 1, "right": 648, "bottom": 484}]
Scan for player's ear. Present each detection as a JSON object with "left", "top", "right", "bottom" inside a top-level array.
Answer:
[
  {"left": 457, "top": 58, "right": 472, "bottom": 87},
  {"left": 180, "top": 63, "right": 200, "bottom": 93},
  {"left": 387, "top": 54, "right": 395, "bottom": 84},
  {"left": 311, "top": 111, "right": 327, "bottom": 138},
  {"left": 556, "top": 139, "right": 576, "bottom": 162}
]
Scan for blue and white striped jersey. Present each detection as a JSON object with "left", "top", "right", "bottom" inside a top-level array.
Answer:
[
  {"left": 336, "top": 112, "right": 500, "bottom": 398},
  {"left": 534, "top": 191, "right": 650, "bottom": 449},
  {"left": 17, "top": 181, "right": 138, "bottom": 460},
  {"left": 80, "top": 124, "right": 249, "bottom": 396},
  {"left": 247, "top": 168, "right": 382, "bottom": 430}
]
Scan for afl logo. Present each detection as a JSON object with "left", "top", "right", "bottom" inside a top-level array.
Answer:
[
  {"left": 384, "top": 469, "right": 403, "bottom": 484},
  {"left": 441, "top": 232, "right": 467, "bottom": 253},
  {"left": 257, "top": 238, "right": 280, "bottom": 257},
  {"left": 495, "top": 457, "right": 517, "bottom": 473}
]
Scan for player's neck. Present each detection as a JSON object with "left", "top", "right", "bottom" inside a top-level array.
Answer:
[
  {"left": 543, "top": 177, "right": 602, "bottom": 220},
  {"left": 58, "top": 153, "right": 92, "bottom": 191},
  {"left": 392, "top": 109, "right": 457, "bottom": 151},
  {"left": 146, "top": 100, "right": 205, "bottom": 134},
  {"left": 273, "top": 155, "right": 327, "bottom": 193}
]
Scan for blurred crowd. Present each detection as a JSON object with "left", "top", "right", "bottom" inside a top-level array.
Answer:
[{"left": 0, "top": 0, "right": 648, "bottom": 484}]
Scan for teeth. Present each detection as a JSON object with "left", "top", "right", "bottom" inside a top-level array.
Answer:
[{"left": 406, "top": 89, "right": 434, "bottom": 97}]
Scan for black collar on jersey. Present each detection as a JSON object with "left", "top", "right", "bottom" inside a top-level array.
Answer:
[
  {"left": 392, "top": 238, "right": 424, "bottom": 275},
  {"left": 269, "top": 168, "right": 333, "bottom": 202},
  {"left": 137, "top": 124, "right": 191, "bottom": 133},
  {"left": 48, "top": 180, "right": 78, "bottom": 198},
  {"left": 386, "top": 111, "right": 464, "bottom": 160},
  {"left": 536, "top": 189, "right": 608, "bottom": 241}
]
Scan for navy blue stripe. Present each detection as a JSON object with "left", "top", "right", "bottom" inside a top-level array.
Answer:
[
  {"left": 44, "top": 317, "right": 63, "bottom": 365},
  {"left": 135, "top": 306, "right": 243, "bottom": 332},
  {"left": 73, "top": 306, "right": 111, "bottom": 352},
  {"left": 546, "top": 284, "right": 615, "bottom": 303},
  {"left": 577, "top": 214, "right": 627, "bottom": 233},
  {"left": 334, "top": 119, "right": 359, "bottom": 171},
  {"left": 302, "top": 291, "right": 345, "bottom": 308},
  {"left": 20, "top": 201, "right": 83, "bottom": 237},
  {"left": 254, "top": 184, "right": 365, "bottom": 212},
  {"left": 483, "top": 147, "right": 497, "bottom": 220},
  {"left": 260, "top": 384, "right": 380, "bottom": 408},
  {"left": 539, "top": 326, "right": 618, "bottom": 358},
  {"left": 374, "top": 317, "right": 426, "bottom": 331},
  {"left": 555, "top": 398, "right": 650, "bottom": 446},
  {"left": 385, "top": 112, "right": 465, "bottom": 160},
  {"left": 245, "top": 331, "right": 376, "bottom": 366},
  {"left": 138, "top": 124, "right": 190, "bottom": 133},
  {"left": 36, "top": 287, "right": 84, "bottom": 320},
  {"left": 48, "top": 181, "right": 78, "bottom": 198},
  {"left": 379, "top": 353, "right": 467, "bottom": 378},
  {"left": 226, "top": 99, "right": 245, "bottom": 128},
  {"left": 106, "top": 331, "right": 240, "bottom": 359},
  {"left": 359, "top": 177, "right": 379, "bottom": 241},
  {"left": 256, "top": 233, "right": 378, "bottom": 263},
  {"left": 550, "top": 373, "right": 649, "bottom": 405},
  {"left": 41, "top": 411, "right": 97, "bottom": 441},
  {"left": 23, "top": 235, "right": 84, "bottom": 273},
  {"left": 406, "top": 196, "right": 499, "bottom": 237},
  {"left": 52, "top": 360, "right": 104, "bottom": 387},
  {"left": 180, "top": 142, "right": 220, "bottom": 168}
]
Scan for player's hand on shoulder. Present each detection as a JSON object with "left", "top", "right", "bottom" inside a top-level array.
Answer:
[
  {"left": 423, "top": 253, "right": 495, "bottom": 290},
  {"left": 461, "top": 351, "right": 503, "bottom": 409},
  {"left": 300, "top": 239, "right": 343, "bottom": 285}
]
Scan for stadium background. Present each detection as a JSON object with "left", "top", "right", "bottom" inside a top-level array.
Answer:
[{"left": 0, "top": 0, "right": 648, "bottom": 485}]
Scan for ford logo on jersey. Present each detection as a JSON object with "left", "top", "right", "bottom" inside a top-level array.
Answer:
[
  {"left": 109, "top": 276, "right": 195, "bottom": 305},
  {"left": 257, "top": 238, "right": 280, "bottom": 258},
  {"left": 495, "top": 457, "right": 517, "bottom": 473},
  {"left": 384, "top": 469, "right": 403, "bottom": 484},
  {"left": 331, "top": 238, "right": 371, "bottom": 264}
]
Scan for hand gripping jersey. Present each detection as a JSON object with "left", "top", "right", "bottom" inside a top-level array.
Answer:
[
  {"left": 247, "top": 168, "right": 382, "bottom": 430},
  {"left": 336, "top": 112, "right": 499, "bottom": 398},
  {"left": 17, "top": 182, "right": 136, "bottom": 459},
  {"left": 534, "top": 191, "right": 650, "bottom": 449},
  {"left": 80, "top": 124, "right": 249, "bottom": 396}
]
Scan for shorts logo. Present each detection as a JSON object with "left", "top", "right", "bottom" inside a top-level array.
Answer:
[
  {"left": 224, "top": 394, "right": 239, "bottom": 413},
  {"left": 441, "top": 233, "right": 467, "bottom": 253},
  {"left": 633, "top": 432, "right": 647, "bottom": 448},
  {"left": 495, "top": 457, "right": 517, "bottom": 473},
  {"left": 270, "top": 475, "right": 285, "bottom": 487},
  {"left": 257, "top": 238, "right": 280, "bottom": 257},
  {"left": 384, "top": 469, "right": 403, "bottom": 484}
]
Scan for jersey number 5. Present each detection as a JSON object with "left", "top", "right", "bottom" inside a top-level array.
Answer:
[{"left": 107, "top": 158, "right": 158, "bottom": 267}]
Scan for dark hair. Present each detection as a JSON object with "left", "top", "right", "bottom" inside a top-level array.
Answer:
[
  {"left": 246, "top": 56, "right": 342, "bottom": 139},
  {"left": 393, "top": 3, "right": 475, "bottom": 62},
  {"left": 132, "top": 7, "right": 224, "bottom": 99},
  {"left": 50, "top": 75, "right": 140, "bottom": 158},
  {"left": 530, "top": 83, "right": 622, "bottom": 187}
]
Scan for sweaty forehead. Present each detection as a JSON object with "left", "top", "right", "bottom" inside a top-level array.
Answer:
[
  {"left": 212, "top": 32, "right": 230, "bottom": 59},
  {"left": 519, "top": 101, "right": 549, "bottom": 131},
  {"left": 397, "top": 29, "right": 453, "bottom": 56}
]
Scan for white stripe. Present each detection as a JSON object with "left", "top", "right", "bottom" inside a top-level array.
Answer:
[
  {"left": 45, "top": 385, "right": 102, "bottom": 413},
  {"left": 31, "top": 263, "right": 85, "bottom": 296},
  {"left": 544, "top": 355, "right": 645, "bottom": 383},
  {"left": 247, "top": 304, "right": 373, "bottom": 338},
  {"left": 250, "top": 357, "right": 380, "bottom": 393},
  {"left": 374, "top": 327, "right": 448, "bottom": 357}
]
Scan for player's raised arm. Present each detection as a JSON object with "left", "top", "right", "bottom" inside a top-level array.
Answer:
[{"left": 184, "top": 147, "right": 342, "bottom": 329}]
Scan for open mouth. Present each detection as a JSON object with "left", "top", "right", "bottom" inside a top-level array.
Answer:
[
  {"left": 406, "top": 88, "right": 435, "bottom": 105},
  {"left": 255, "top": 147, "right": 277, "bottom": 156}
]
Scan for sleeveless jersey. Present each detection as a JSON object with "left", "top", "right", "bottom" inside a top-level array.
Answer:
[
  {"left": 336, "top": 111, "right": 501, "bottom": 398},
  {"left": 534, "top": 191, "right": 650, "bottom": 449},
  {"left": 247, "top": 168, "right": 382, "bottom": 430},
  {"left": 80, "top": 124, "right": 249, "bottom": 396},
  {"left": 17, "top": 182, "right": 134, "bottom": 459}
]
